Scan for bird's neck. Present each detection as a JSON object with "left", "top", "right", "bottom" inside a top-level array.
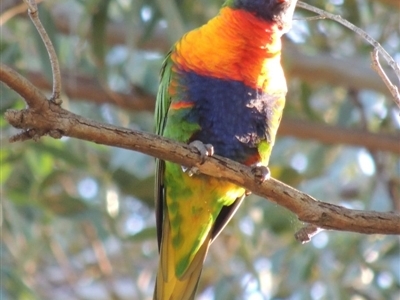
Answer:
[{"left": 217, "top": 6, "right": 283, "bottom": 53}]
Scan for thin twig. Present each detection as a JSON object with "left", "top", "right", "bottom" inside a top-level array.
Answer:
[
  {"left": 371, "top": 48, "right": 400, "bottom": 108},
  {"left": 23, "top": 0, "right": 62, "bottom": 103},
  {"left": 297, "top": 1, "right": 400, "bottom": 108},
  {"left": 293, "top": 16, "right": 326, "bottom": 21},
  {"left": 9, "top": 128, "right": 45, "bottom": 142}
]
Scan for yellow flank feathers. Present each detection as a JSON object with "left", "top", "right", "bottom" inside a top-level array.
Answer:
[
  {"left": 165, "top": 163, "right": 244, "bottom": 278},
  {"left": 154, "top": 163, "right": 245, "bottom": 300},
  {"left": 155, "top": 212, "right": 212, "bottom": 300}
]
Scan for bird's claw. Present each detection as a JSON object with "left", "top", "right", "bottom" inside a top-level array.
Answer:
[
  {"left": 189, "top": 140, "right": 214, "bottom": 164},
  {"left": 244, "top": 166, "right": 270, "bottom": 195},
  {"left": 182, "top": 166, "right": 200, "bottom": 177},
  {"left": 182, "top": 140, "right": 214, "bottom": 177},
  {"left": 251, "top": 165, "right": 270, "bottom": 184}
]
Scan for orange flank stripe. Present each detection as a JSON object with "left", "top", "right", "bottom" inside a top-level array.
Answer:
[
  {"left": 243, "top": 153, "right": 262, "bottom": 166},
  {"left": 172, "top": 7, "right": 286, "bottom": 92},
  {"left": 170, "top": 101, "right": 194, "bottom": 110}
]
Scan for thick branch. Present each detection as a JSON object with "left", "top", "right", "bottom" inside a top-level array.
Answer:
[{"left": 2, "top": 65, "right": 399, "bottom": 236}]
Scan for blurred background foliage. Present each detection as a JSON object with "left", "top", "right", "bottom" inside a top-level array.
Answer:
[{"left": 1, "top": 0, "right": 400, "bottom": 299}]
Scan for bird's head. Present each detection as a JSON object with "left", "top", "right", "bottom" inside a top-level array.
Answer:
[{"left": 223, "top": 0, "right": 298, "bottom": 32}]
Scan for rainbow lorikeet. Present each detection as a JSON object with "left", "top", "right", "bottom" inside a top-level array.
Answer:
[{"left": 154, "top": 0, "right": 297, "bottom": 299}]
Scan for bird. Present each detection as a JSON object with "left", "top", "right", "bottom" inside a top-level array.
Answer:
[{"left": 154, "top": 0, "right": 297, "bottom": 299}]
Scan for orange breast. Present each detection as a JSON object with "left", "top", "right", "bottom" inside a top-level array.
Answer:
[{"left": 171, "top": 7, "right": 286, "bottom": 93}]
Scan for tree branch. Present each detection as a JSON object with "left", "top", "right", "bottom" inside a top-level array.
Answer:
[
  {"left": 2, "top": 65, "right": 399, "bottom": 236},
  {"left": 1, "top": 64, "right": 47, "bottom": 110}
]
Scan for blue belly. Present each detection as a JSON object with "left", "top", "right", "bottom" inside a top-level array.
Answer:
[{"left": 180, "top": 71, "right": 282, "bottom": 163}]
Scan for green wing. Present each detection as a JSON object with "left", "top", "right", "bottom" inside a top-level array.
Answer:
[
  {"left": 154, "top": 52, "right": 173, "bottom": 249},
  {"left": 155, "top": 52, "right": 173, "bottom": 136}
]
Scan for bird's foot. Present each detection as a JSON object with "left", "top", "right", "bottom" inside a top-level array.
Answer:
[
  {"left": 244, "top": 165, "right": 270, "bottom": 195},
  {"left": 181, "top": 140, "right": 214, "bottom": 177},
  {"left": 251, "top": 165, "right": 271, "bottom": 183},
  {"left": 190, "top": 140, "right": 214, "bottom": 163}
]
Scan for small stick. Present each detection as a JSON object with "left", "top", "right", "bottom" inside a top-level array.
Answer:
[
  {"left": 24, "top": 0, "right": 62, "bottom": 104},
  {"left": 371, "top": 48, "right": 400, "bottom": 109}
]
